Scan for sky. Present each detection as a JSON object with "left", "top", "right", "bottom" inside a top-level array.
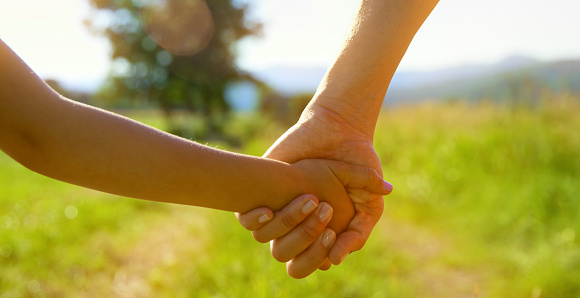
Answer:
[
  {"left": 1, "top": 0, "right": 580, "bottom": 90},
  {"left": 0, "top": 0, "right": 109, "bottom": 90}
]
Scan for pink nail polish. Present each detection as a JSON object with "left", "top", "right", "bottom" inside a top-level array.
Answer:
[{"left": 383, "top": 180, "right": 393, "bottom": 192}]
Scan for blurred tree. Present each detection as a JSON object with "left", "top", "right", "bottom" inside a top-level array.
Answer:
[
  {"left": 258, "top": 88, "right": 290, "bottom": 123},
  {"left": 86, "top": 0, "right": 259, "bottom": 138}
]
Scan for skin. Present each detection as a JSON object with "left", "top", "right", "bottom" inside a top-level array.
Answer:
[
  {"left": 0, "top": 39, "right": 391, "bottom": 230},
  {"left": 238, "top": 0, "right": 440, "bottom": 278}
]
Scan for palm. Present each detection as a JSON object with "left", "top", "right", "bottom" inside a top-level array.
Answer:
[{"left": 263, "top": 108, "right": 384, "bottom": 263}]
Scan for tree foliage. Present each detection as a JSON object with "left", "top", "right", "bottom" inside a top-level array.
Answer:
[{"left": 86, "top": 0, "right": 259, "bottom": 137}]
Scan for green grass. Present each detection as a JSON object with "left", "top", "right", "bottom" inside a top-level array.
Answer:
[
  {"left": 1, "top": 97, "right": 579, "bottom": 296},
  {"left": 0, "top": 152, "right": 172, "bottom": 296},
  {"left": 375, "top": 98, "right": 580, "bottom": 296}
]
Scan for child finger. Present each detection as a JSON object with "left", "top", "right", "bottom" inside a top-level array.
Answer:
[
  {"left": 319, "top": 259, "right": 332, "bottom": 271},
  {"left": 328, "top": 230, "right": 366, "bottom": 265}
]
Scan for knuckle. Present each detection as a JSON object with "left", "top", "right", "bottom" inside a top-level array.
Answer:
[
  {"left": 304, "top": 245, "right": 328, "bottom": 266},
  {"left": 352, "top": 237, "right": 367, "bottom": 253},
  {"left": 280, "top": 213, "right": 300, "bottom": 230},
  {"left": 300, "top": 222, "right": 322, "bottom": 243}
]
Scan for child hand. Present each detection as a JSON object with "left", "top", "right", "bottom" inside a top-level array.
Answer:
[{"left": 291, "top": 159, "right": 392, "bottom": 234}]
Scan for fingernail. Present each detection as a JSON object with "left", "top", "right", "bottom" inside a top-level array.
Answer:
[
  {"left": 322, "top": 230, "right": 336, "bottom": 248},
  {"left": 383, "top": 180, "right": 393, "bottom": 192},
  {"left": 302, "top": 199, "right": 318, "bottom": 214},
  {"left": 258, "top": 213, "right": 271, "bottom": 223},
  {"left": 318, "top": 204, "right": 332, "bottom": 222}
]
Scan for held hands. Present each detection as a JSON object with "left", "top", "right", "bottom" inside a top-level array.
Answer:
[
  {"left": 238, "top": 102, "right": 391, "bottom": 278},
  {"left": 237, "top": 195, "right": 337, "bottom": 277},
  {"left": 292, "top": 159, "right": 391, "bottom": 234},
  {"left": 238, "top": 158, "right": 391, "bottom": 278}
]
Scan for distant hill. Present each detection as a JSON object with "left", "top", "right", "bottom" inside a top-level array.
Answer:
[
  {"left": 51, "top": 55, "right": 580, "bottom": 110},
  {"left": 250, "top": 55, "right": 580, "bottom": 107},
  {"left": 385, "top": 56, "right": 580, "bottom": 105},
  {"left": 388, "top": 55, "right": 538, "bottom": 91}
]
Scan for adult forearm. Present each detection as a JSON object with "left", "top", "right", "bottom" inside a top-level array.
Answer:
[{"left": 311, "top": 0, "right": 439, "bottom": 136}]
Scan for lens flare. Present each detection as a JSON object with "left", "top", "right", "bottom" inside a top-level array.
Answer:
[{"left": 141, "top": 0, "right": 214, "bottom": 56}]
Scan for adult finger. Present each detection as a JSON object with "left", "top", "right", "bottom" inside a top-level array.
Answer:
[
  {"left": 286, "top": 228, "right": 336, "bottom": 279},
  {"left": 235, "top": 208, "right": 274, "bottom": 231},
  {"left": 328, "top": 230, "right": 366, "bottom": 265},
  {"left": 252, "top": 194, "right": 319, "bottom": 243},
  {"left": 270, "top": 202, "right": 333, "bottom": 262},
  {"left": 327, "top": 195, "right": 383, "bottom": 265},
  {"left": 319, "top": 259, "right": 332, "bottom": 271}
]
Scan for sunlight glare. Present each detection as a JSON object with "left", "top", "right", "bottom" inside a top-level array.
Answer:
[
  {"left": 141, "top": 0, "right": 214, "bottom": 56},
  {"left": 0, "top": 0, "right": 109, "bottom": 89}
]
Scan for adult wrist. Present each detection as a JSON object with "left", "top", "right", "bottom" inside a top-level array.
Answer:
[{"left": 300, "top": 96, "right": 378, "bottom": 141}]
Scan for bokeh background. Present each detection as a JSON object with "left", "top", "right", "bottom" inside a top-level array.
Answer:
[{"left": 1, "top": 0, "right": 579, "bottom": 296}]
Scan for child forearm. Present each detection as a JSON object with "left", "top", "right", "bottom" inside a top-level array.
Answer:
[
  {"left": 0, "top": 39, "right": 308, "bottom": 213},
  {"left": 19, "top": 99, "right": 307, "bottom": 212}
]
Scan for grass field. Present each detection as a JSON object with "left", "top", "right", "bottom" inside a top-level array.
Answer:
[{"left": 1, "top": 97, "right": 579, "bottom": 297}]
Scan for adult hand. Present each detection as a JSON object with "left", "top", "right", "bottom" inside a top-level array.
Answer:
[
  {"left": 237, "top": 0, "right": 438, "bottom": 278},
  {"left": 238, "top": 101, "right": 392, "bottom": 278},
  {"left": 236, "top": 194, "right": 337, "bottom": 278}
]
